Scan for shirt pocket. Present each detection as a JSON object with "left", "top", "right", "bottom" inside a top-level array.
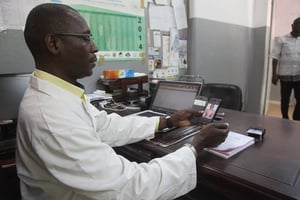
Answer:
[{"left": 281, "top": 42, "right": 294, "bottom": 55}]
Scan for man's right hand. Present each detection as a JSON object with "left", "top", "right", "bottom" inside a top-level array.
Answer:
[
  {"left": 272, "top": 74, "right": 278, "bottom": 85},
  {"left": 191, "top": 123, "right": 229, "bottom": 156},
  {"left": 272, "top": 59, "right": 278, "bottom": 85}
]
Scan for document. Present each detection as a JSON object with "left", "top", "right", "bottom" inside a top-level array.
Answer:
[
  {"left": 205, "top": 131, "right": 255, "bottom": 159},
  {"left": 148, "top": 4, "right": 176, "bottom": 32},
  {"left": 153, "top": 30, "right": 161, "bottom": 47},
  {"left": 171, "top": 0, "right": 188, "bottom": 29}
]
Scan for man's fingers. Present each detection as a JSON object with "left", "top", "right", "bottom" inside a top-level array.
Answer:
[{"left": 213, "top": 122, "right": 229, "bottom": 129}]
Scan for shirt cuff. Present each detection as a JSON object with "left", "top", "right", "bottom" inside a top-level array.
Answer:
[{"left": 184, "top": 143, "right": 198, "bottom": 158}]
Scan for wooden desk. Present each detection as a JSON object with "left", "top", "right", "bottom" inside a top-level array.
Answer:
[
  {"left": 0, "top": 122, "right": 20, "bottom": 199},
  {"left": 114, "top": 109, "right": 300, "bottom": 200},
  {"left": 0, "top": 150, "right": 20, "bottom": 199}
]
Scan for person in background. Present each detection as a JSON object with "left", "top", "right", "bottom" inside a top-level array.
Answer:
[
  {"left": 16, "top": 3, "right": 228, "bottom": 200},
  {"left": 271, "top": 17, "right": 300, "bottom": 121}
]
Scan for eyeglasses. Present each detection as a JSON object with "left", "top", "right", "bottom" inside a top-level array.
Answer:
[{"left": 53, "top": 32, "right": 93, "bottom": 43}]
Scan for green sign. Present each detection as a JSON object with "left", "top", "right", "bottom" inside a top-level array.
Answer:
[{"left": 72, "top": 4, "right": 145, "bottom": 61}]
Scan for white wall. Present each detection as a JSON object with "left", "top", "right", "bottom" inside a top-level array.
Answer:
[
  {"left": 188, "top": 0, "right": 272, "bottom": 113},
  {"left": 189, "top": 0, "right": 269, "bottom": 28},
  {"left": 273, "top": 0, "right": 300, "bottom": 37}
]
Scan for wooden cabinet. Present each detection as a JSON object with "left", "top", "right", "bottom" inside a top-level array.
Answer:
[{"left": 98, "top": 75, "right": 148, "bottom": 102}]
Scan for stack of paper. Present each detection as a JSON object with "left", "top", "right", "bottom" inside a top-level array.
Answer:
[
  {"left": 205, "top": 131, "right": 255, "bottom": 159},
  {"left": 86, "top": 93, "right": 112, "bottom": 102}
]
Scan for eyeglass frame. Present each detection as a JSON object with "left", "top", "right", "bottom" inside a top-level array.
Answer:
[{"left": 52, "top": 32, "right": 94, "bottom": 44}]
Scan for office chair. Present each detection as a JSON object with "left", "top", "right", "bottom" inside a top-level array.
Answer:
[{"left": 200, "top": 83, "right": 243, "bottom": 111}]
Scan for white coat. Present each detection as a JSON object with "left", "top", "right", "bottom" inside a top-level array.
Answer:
[{"left": 16, "top": 73, "right": 197, "bottom": 200}]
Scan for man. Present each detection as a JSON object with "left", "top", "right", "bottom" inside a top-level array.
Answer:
[
  {"left": 271, "top": 17, "right": 300, "bottom": 120},
  {"left": 16, "top": 3, "right": 228, "bottom": 200}
]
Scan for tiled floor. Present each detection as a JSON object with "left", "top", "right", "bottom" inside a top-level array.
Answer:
[{"left": 266, "top": 102, "right": 295, "bottom": 119}]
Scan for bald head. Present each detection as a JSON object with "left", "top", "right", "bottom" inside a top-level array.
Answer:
[
  {"left": 24, "top": 3, "right": 81, "bottom": 59},
  {"left": 293, "top": 17, "right": 300, "bottom": 25},
  {"left": 24, "top": 3, "right": 98, "bottom": 83},
  {"left": 291, "top": 17, "right": 300, "bottom": 37}
]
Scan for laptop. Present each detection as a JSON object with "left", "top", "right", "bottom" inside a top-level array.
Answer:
[
  {"left": 134, "top": 80, "right": 203, "bottom": 117},
  {"left": 132, "top": 80, "right": 203, "bottom": 147}
]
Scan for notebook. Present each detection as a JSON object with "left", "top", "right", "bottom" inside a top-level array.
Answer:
[
  {"left": 204, "top": 131, "right": 255, "bottom": 159},
  {"left": 134, "top": 80, "right": 203, "bottom": 117}
]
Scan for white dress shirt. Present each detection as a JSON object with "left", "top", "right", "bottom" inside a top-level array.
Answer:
[
  {"left": 271, "top": 34, "right": 300, "bottom": 80},
  {"left": 16, "top": 71, "right": 197, "bottom": 200}
]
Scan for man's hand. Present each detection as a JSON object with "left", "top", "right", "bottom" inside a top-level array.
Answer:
[
  {"left": 272, "top": 59, "right": 278, "bottom": 85},
  {"left": 158, "top": 109, "right": 202, "bottom": 130},
  {"left": 170, "top": 109, "right": 202, "bottom": 127},
  {"left": 191, "top": 123, "right": 229, "bottom": 155},
  {"left": 272, "top": 74, "right": 278, "bottom": 85}
]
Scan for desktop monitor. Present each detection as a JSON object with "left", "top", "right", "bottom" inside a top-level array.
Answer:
[{"left": 0, "top": 73, "right": 31, "bottom": 123}]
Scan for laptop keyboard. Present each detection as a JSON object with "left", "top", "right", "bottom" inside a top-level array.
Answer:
[
  {"left": 135, "top": 111, "right": 203, "bottom": 147},
  {"left": 150, "top": 125, "right": 202, "bottom": 147}
]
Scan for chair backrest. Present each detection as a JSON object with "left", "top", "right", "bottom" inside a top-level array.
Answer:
[{"left": 200, "top": 83, "right": 243, "bottom": 111}]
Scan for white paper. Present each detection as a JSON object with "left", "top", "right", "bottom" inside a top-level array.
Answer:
[
  {"left": 148, "top": 47, "right": 160, "bottom": 56},
  {"left": 167, "top": 66, "right": 179, "bottom": 76},
  {"left": 179, "top": 39, "right": 187, "bottom": 53},
  {"left": 179, "top": 54, "right": 188, "bottom": 69},
  {"left": 211, "top": 131, "right": 254, "bottom": 151},
  {"left": 153, "top": 30, "right": 161, "bottom": 47},
  {"left": 153, "top": 68, "right": 168, "bottom": 78},
  {"left": 148, "top": 4, "right": 176, "bottom": 31},
  {"left": 148, "top": 59, "right": 155, "bottom": 72},
  {"left": 170, "top": 51, "right": 179, "bottom": 67},
  {"left": 171, "top": 0, "right": 188, "bottom": 29},
  {"left": 170, "top": 28, "right": 179, "bottom": 52},
  {"left": 0, "top": 0, "right": 24, "bottom": 29},
  {"left": 162, "top": 35, "right": 170, "bottom": 66}
]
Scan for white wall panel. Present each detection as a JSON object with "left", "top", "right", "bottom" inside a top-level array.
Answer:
[{"left": 189, "top": 0, "right": 270, "bottom": 28}]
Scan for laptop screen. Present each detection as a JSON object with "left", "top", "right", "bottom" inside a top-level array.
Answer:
[{"left": 150, "top": 81, "right": 202, "bottom": 114}]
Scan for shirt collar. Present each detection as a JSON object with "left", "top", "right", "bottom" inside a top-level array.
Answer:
[{"left": 34, "top": 69, "right": 85, "bottom": 101}]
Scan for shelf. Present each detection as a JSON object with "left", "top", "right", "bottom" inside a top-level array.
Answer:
[{"left": 98, "top": 75, "right": 149, "bottom": 102}]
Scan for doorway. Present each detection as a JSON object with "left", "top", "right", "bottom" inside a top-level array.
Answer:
[{"left": 265, "top": 0, "right": 300, "bottom": 118}]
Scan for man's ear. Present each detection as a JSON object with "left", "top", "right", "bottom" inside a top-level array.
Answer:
[{"left": 45, "top": 34, "right": 60, "bottom": 55}]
